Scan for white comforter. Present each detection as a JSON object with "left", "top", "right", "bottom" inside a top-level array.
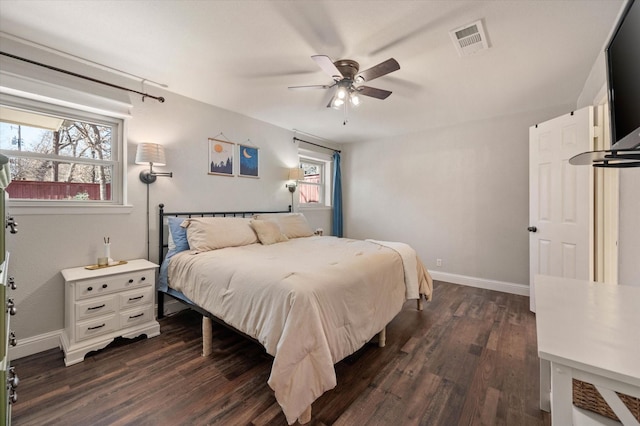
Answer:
[{"left": 167, "top": 236, "right": 432, "bottom": 424}]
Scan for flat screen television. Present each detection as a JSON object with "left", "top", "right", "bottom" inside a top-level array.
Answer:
[{"left": 607, "top": 0, "right": 640, "bottom": 150}]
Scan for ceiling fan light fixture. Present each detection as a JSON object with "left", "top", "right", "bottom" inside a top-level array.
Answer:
[
  {"left": 294, "top": 55, "right": 401, "bottom": 123},
  {"left": 350, "top": 93, "right": 360, "bottom": 107}
]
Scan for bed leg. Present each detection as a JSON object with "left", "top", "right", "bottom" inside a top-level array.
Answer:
[
  {"left": 417, "top": 297, "right": 423, "bottom": 311},
  {"left": 298, "top": 405, "right": 312, "bottom": 424},
  {"left": 378, "top": 327, "right": 386, "bottom": 348},
  {"left": 202, "top": 316, "right": 213, "bottom": 357}
]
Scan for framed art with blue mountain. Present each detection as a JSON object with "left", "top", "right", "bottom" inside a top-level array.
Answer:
[{"left": 208, "top": 138, "right": 234, "bottom": 176}]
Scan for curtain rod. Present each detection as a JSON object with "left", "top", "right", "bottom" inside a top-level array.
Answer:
[
  {"left": 293, "top": 137, "right": 341, "bottom": 153},
  {"left": 0, "top": 51, "right": 165, "bottom": 103}
]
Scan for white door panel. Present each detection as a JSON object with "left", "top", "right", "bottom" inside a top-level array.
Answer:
[{"left": 529, "top": 107, "right": 593, "bottom": 311}]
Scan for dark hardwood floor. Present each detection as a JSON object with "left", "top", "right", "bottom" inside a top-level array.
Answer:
[{"left": 11, "top": 281, "right": 551, "bottom": 425}]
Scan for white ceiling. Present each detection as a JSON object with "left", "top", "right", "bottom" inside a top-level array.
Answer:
[{"left": 0, "top": 0, "right": 625, "bottom": 143}]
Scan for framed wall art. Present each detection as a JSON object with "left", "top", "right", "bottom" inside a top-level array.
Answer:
[
  {"left": 208, "top": 138, "right": 234, "bottom": 176},
  {"left": 238, "top": 144, "right": 259, "bottom": 178}
]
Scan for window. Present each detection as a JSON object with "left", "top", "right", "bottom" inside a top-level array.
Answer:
[
  {"left": 0, "top": 98, "right": 123, "bottom": 205},
  {"left": 298, "top": 150, "right": 332, "bottom": 208},
  {"left": 298, "top": 158, "right": 324, "bottom": 205}
]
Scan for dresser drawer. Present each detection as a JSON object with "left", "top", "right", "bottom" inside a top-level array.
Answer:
[
  {"left": 75, "top": 270, "right": 153, "bottom": 301},
  {"left": 118, "top": 287, "right": 153, "bottom": 310},
  {"left": 75, "top": 295, "right": 118, "bottom": 321},
  {"left": 75, "top": 315, "right": 118, "bottom": 342},
  {"left": 119, "top": 305, "right": 154, "bottom": 329}
]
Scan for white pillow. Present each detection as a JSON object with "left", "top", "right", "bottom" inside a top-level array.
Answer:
[
  {"left": 181, "top": 217, "right": 258, "bottom": 252},
  {"left": 250, "top": 219, "right": 289, "bottom": 245},
  {"left": 253, "top": 213, "right": 314, "bottom": 238}
]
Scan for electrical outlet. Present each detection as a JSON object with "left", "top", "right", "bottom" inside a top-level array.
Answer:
[{"left": 436, "top": 258, "right": 442, "bottom": 267}]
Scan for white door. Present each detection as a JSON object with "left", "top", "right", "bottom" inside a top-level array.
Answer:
[{"left": 529, "top": 107, "right": 593, "bottom": 312}]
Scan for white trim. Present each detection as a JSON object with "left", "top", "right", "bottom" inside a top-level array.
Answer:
[
  {"left": 0, "top": 72, "right": 132, "bottom": 120},
  {"left": 429, "top": 271, "right": 529, "bottom": 296},
  {"left": 1, "top": 93, "right": 129, "bottom": 209},
  {"left": 8, "top": 328, "right": 62, "bottom": 360},
  {"left": 9, "top": 301, "right": 185, "bottom": 360},
  {"left": 8, "top": 203, "right": 133, "bottom": 215},
  {"left": 298, "top": 205, "right": 332, "bottom": 212}
]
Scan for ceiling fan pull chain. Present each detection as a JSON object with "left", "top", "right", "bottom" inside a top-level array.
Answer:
[{"left": 343, "top": 101, "right": 349, "bottom": 125}]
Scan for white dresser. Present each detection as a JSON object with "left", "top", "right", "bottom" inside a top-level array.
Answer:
[
  {"left": 60, "top": 259, "right": 160, "bottom": 366},
  {"left": 535, "top": 275, "right": 640, "bottom": 425}
]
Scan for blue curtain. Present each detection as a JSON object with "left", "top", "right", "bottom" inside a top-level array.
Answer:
[{"left": 332, "top": 151, "right": 343, "bottom": 237}]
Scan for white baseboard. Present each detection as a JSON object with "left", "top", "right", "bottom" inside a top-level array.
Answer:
[
  {"left": 9, "top": 301, "right": 188, "bottom": 360},
  {"left": 9, "top": 329, "right": 62, "bottom": 360},
  {"left": 429, "top": 271, "right": 529, "bottom": 296}
]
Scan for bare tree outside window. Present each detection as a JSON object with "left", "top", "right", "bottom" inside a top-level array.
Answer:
[{"left": 0, "top": 106, "right": 115, "bottom": 201}]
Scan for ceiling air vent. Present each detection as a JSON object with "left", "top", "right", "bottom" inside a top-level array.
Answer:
[{"left": 449, "top": 20, "right": 489, "bottom": 57}]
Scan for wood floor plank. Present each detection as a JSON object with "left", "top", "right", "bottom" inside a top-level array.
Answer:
[{"left": 10, "top": 281, "right": 551, "bottom": 426}]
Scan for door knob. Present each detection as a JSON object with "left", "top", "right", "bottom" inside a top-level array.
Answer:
[{"left": 528, "top": 226, "right": 537, "bottom": 233}]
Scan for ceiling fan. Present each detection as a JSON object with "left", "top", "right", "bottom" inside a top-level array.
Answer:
[{"left": 289, "top": 55, "right": 400, "bottom": 123}]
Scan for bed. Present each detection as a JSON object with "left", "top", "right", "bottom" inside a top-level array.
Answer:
[{"left": 156, "top": 204, "right": 433, "bottom": 424}]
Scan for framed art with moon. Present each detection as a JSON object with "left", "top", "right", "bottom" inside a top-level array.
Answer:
[
  {"left": 208, "top": 138, "right": 235, "bottom": 176},
  {"left": 239, "top": 144, "right": 259, "bottom": 178}
]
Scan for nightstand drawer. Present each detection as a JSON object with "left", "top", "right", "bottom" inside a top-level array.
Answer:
[
  {"left": 118, "top": 287, "right": 153, "bottom": 310},
  {"left": 76, "top": 295, "right": 117, "bottom": 321},
  {"left": 119, "top": 305, "right": 154, "bottom": 329},
  {"left": 76, "top": 315, "right": 118, "bottom": 342},
  {"left": 75, "top": 270, "right": 153, "bottom": 300}
]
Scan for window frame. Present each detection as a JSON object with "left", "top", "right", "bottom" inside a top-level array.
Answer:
[
  {"left": 298, "top": 149, "right": 333, "bottom": 209},
  {"left": 0, "top": 93, "right": 129, "bottom": 214}
]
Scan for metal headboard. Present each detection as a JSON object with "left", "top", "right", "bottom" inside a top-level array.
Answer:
[
  {"left": 157, "top": 203, "right": 292, "bottom": 265},
  {"left": 156, "top": 203, "right": 292, "bottom": 318}
]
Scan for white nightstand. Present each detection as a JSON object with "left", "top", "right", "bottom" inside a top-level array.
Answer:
[{"left": 60, "top": 259, "right": 160, "bottom": 366}]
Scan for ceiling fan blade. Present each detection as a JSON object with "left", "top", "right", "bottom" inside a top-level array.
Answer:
[
  {"left": 355, "top": 58, "right": 400, "bottom": 82},
  {"left": 311, "top": 55, "right": 343, "bottom": 79},
  {"left": 288, "top": 84, "right": 332, "bottom": 90},
  {"left": 357, "top": 86, "right": 393, "bottom": 100}
]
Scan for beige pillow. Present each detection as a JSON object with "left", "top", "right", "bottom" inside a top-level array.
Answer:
[
  {"left": 181, "top": 217, "right": 257, "bottom": 252},
  {"left": 250, "top": 219, "right": 289, "bottom": 245},
  {"left": 253, "top": 213, "right": 314, "bottom": 238}
]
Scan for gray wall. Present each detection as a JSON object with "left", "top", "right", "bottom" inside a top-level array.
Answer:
[{"left": 342, "top": 106, "right": 571, "bottom": 288}]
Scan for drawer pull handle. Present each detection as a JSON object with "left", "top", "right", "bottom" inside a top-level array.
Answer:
[
  {"left": 102, "top": 284, "right": 108, "bottom": 289},
  {"left": 9, "top": 331, "right": 17, "bottom": 347},
  {"left": 129, "top": 313, "right": 144, "bottom": 319},
  {"left": 141, "top": 276, "right": 146, "bottom": 281},
  {"left": 8, "top": 367, "right": 19, "bottom": 388},
  {"left": 9, "top": 389, "right": 17, "bottom": 404},
  {"left": 9, "top": 276, "right": 17, "bottom": 290},
  {"left": 128, "top": 295, "right": 144, "bottom": 301},
  {"left": 87, "top": 286, "right": 93, "bottom": 291},
  {"left": 87, "top": 324, "right": 105, "bottom": 330},
  {"left": 87, "top": 304, "right": 106, "bottom": 311},
  {"left": 7, "top": 298, "right": 17, "bottom": 316},
  {"left": 128, "top": 279, "right": 134, "bottom": 284}
]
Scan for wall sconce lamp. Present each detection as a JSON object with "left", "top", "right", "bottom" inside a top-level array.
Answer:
[
  {"left": 286, "top": 167, "right": 304, "bottom": 193},
  {"left": 135, "top": 143, "right": 173, "bottom": 184}
]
